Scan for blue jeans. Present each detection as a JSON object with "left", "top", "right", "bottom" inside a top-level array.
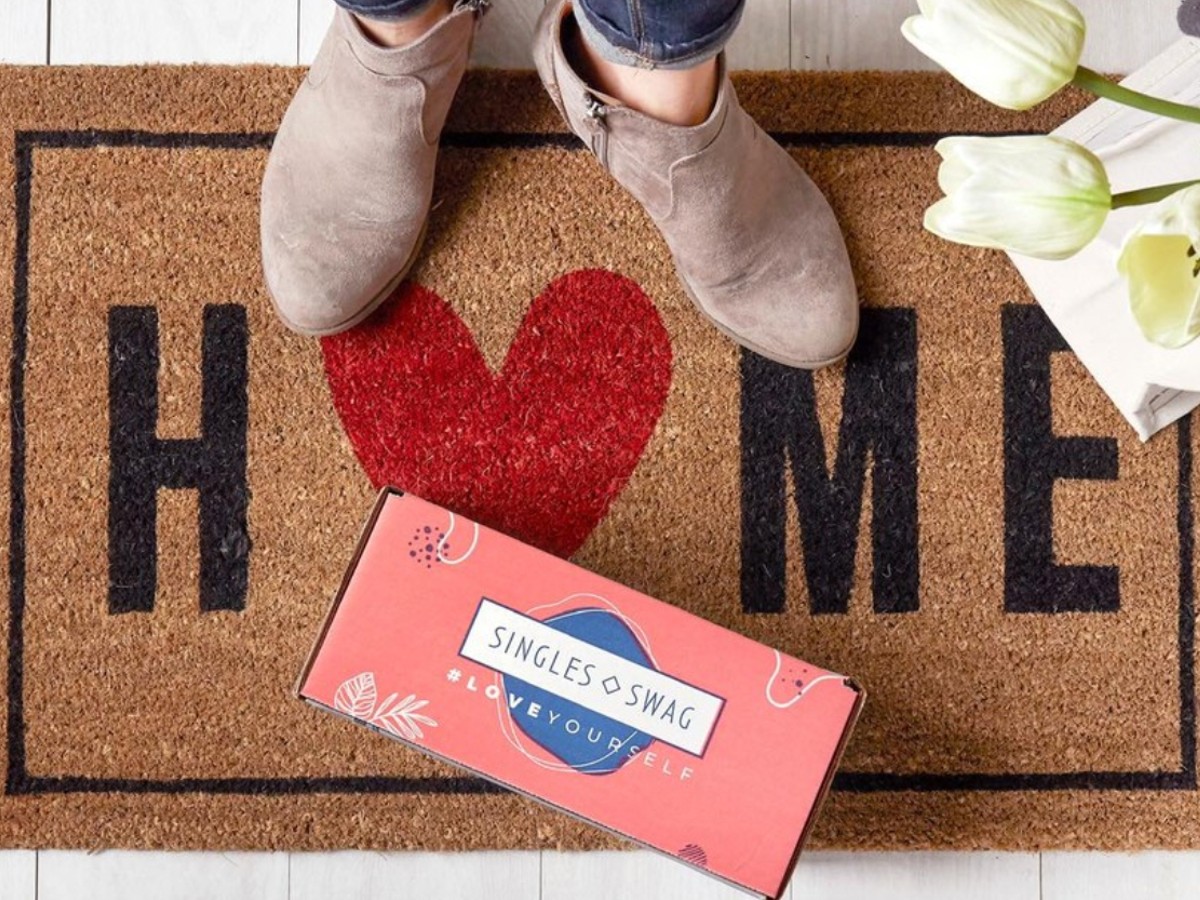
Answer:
[{"left": 334, "top": 0, "right": 745, "bottom": 69}]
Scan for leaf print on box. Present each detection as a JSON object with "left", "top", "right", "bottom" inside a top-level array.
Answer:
[
  {"left": 333, "top": 672, "right": 438, "bottom": 742},
  {"left": 371, "top": 693, "right": 438, "bottom": 741},
  {"left": 333, "top": 671, "right": 377, "bottom": 719}
]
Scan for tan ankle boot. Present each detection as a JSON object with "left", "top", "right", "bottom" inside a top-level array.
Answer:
[
  {"left": 533, "top": 0, "right": 859, "bottom": 369},
  {"left": 260, "top": 2, "right": 484, "bottom": 336}
]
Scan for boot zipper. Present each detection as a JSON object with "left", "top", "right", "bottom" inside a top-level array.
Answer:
[
  {"left": 583, "top": 92, "right": 610, "bottom": 169},
  {"left": 458, "top": 0, "right": 491, "bottom": 15}
]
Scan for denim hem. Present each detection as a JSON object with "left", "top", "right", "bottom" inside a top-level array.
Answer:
[
  {"left": 573, "top": 1, "right": 742, "bottom": 70},
  {"left": 334, "top": 0, "right": 443, "bottom": 22}
]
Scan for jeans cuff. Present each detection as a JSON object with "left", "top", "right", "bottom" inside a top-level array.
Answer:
[{"left": 572, "top": 2, "right": 742, "bottom": 70}]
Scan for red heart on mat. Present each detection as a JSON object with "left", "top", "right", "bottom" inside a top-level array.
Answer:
[{"left": 321, "top": 269, "right": 673, "bottom": 558}]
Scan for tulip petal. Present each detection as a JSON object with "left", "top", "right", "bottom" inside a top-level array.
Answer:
[
  {"left": 923, "top": 196, "right": 1006, "bottom": 250},
  {"left": 1116, "top": 186, "right": 1200, "bottom": 350},
  {"left": 924, "top": 135, "right": 1110, "bottom": 259},
  {"left": 901, "top": 0, "right": 1085, "bottom": 110},
  {"left": 1121, "top": 234, "right": 1200, "bottom": 349},
  {"left": 936, "top": 157, "right": 972, "bottom": 195}
]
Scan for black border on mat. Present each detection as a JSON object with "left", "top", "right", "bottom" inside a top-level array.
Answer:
[{"left": 7, "top": 128, "right": 1196, "bottom": 796}]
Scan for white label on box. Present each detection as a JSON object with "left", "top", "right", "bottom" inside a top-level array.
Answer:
[{"left": 459, "top": 599, "right": 724, "bottom": 756}]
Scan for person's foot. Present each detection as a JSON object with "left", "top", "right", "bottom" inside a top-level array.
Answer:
[
  {"left": 565, "top": 25, "right": 719, "bottom": 127},
  {"left": 356, "top": 0, "right": 453, "bottom": 48},
  {"left": 260, "top": 1, "right": 483, "bottom": 336},
  {"left": 533, "top": 0, "right": 860, "bottom": 369}
]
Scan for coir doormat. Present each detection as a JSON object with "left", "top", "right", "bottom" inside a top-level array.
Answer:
[{"left": 0, "top": 65, "right": 1194, "bottom": 851}]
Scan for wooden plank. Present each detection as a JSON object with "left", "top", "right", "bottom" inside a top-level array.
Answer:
[
  {"left": 727, "top": 0, "right": 791, "bottom": 71},
  {"left": 299, "top": 0, "right": 336, "bottom": 67},
  {"left": 0, "top": 0, "right": 47, "bottom": 64},
  {"left": 1075, "top": 0, "right": 1181, "bottom": 73},
  {"left": 50, "top": 0, "right": 298, "bottom": 65},
  {"left": 289, "top": 851, "right": 541, "bottom": 900},
  {"left": 789, "top": 0, "right": 1179, "bottom": 74},
  {"left": 790, "top": 0, "right": 934, "bottom": 72},
  {"left": 31, "top": 0, "right": 1185, "bottom": 70},
  {"left": 788, "top": 851, "right": 1040, "bottom": 900},
  {"left": 542, "top": 851, "right": 753, "bottom": 900},
  {"left": 0, "top": 852, "right": 35, "bottom": 900},
  {"left": 38, "top": 851, "right": 289, "bottom": 900},
  {"left": 1043, "top": 852, "right": 1200, "bottom": 900}
]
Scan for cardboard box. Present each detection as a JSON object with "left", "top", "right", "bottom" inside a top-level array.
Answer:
[{"left": 297, "top": 489, "right": 863, "bottom": 898}]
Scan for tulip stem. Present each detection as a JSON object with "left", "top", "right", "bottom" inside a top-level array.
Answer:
[
  {"left": 1073, "top": 66, "right": 1200, "bottom": 125},
  {"left": 1111, "top": 180, "right": 1200, "bottom": 209}
]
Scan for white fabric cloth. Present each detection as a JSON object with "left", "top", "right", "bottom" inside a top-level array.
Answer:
[{"left": 1007, "top": 37, "right": 1200, "bottom": 441}]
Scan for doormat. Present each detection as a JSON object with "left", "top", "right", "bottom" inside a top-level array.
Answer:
[{"left": 0, "top": 65, "right": 1194, "bottom": 852}]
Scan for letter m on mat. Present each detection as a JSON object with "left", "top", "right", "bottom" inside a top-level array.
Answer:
[{"left": 739, "top": 309, "right": 919, "bottom": 615}]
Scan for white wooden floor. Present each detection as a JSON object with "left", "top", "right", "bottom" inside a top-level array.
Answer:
[
  {"left": 0, "top": 0, "right": 1195, "bottom": 897},
  {"left": 0, "top": 0, "right": 1184, "bottom": 69},
  {"left": 5, "top": 851, "right": 1200, "bottom": 900}
]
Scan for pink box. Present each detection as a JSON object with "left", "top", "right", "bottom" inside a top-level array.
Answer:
[{"left": 297, "top": 489, "right": 863, "bottom": 898}]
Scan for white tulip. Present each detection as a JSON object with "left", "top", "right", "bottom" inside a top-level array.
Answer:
[
  {"left": 902, "top": 0, "right": 1086, "bottom": 110},
  {"left": 924, "top": 135, "right": 1110, "bottom": 260},
  {"left": 1118, "top": 185, "right": 1200, "bottom": 350}
]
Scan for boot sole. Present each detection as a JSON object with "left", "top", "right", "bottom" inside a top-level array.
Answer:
[
  {"left": 678, "top": 277, "right": 858, "bottom": 371},
  {"left": 271, "top": 220, "right": 430, "bottom": 339}
]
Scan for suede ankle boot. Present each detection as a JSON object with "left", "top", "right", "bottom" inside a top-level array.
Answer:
[
  {"left": 261, "top": 1, "right": 484, "bottom": 335},
  {"left": 533, "top": 0, "right": 859, "bottom": 369}
]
